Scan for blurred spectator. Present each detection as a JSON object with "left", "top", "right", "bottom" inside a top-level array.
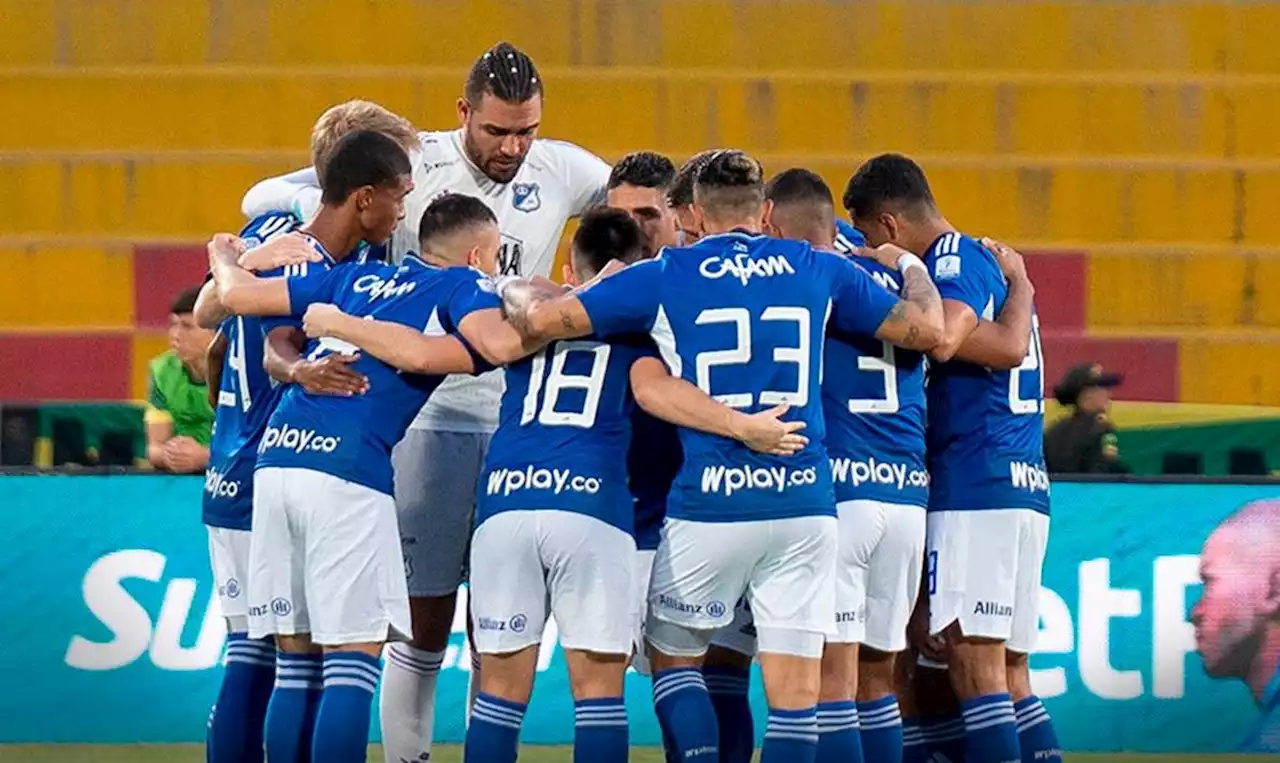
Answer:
[
  {"left": 1044, "top": 361, "right": 1130, "bottom": 474},
  {"left": 145, "top": 286, "right": 215, "bottom": 473}
]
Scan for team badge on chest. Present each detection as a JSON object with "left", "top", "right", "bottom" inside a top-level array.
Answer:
[{"left": 512, "top": 182, "right": 542, "bottom": 212}]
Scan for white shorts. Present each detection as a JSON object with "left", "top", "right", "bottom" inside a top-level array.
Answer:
[
  {"left": 392, "top": 429, "right": 490, "bottom": 597},
  {"left": 833, "top": 500, "right": 926, "bottom": 651},
  {"left": 469, "top": 510, "right": 637, "bottom": 656},
  {"left": 927, "top": 508, "right": 1049, "bottom": 653},
  {"left": 207, "top": 526, "right": 252, "bottom": 632},
  {"left": 630, "top": 549, "right": 657, "bottom": 675},
  {"left": 708, "top": 597, "right": 758, "bottom": 658},
  {"left": 647, "top": 516, "right": 837, "bottom": 659},
  {"left": 247, "top": 467, "right": 411, "bottom": 646}
]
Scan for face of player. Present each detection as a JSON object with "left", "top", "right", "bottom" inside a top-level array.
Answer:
[
  {"left": 168, "top": 312, "right": 215, "bottom": 370},
  {"left": 607, "top": 184, "right": 679, "bottom": 257},
  {"left": 850, "top": 210, "right": 901, "bottom": 249},
  {"left": 468, "top": 223, "right": 502, "bottom": 276},
  {"left": 673, "top": 205, "right": 702, "bottom": 246},
  {"left": 1192, "top": 526, "right": 1276, "bottom": 678},
  {"left": 458, "top": 93, "right": 542, "bottom": 183},
  {"left": 358, "top": 174, "right": 413, "bottom": 244}
]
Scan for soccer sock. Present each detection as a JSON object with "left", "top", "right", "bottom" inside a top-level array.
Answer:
[
  {"left": 961, "top": 694, "right": 1020, "bottom": 763},
  {"left": 704, "top": 664, "right": 754, "bottom": 763},
  {"left": 464, "top": 693, "right": 525, "bottom": 763},
  {"left": 264, "top": 651, "right": 323, "bottom": 763},
  {"left": 652, "top": 667, "right": 719, "bottom": 761},
  {"left": 208, "top": 633, "right": 275, "bottom": 763},
  {"left": 902, "top": 718, "right": 929, "bottom": 763},
  {"left": 379, "top": 643, "right": 445, "bottom": 763},
  {"left": 1014, "top": 696, "right": 1063, "bottom": 763},
  {"left": 815, "top": 701, "right": 862, "bottom": 763},
  {"left": 859, "top": 696, "right": 905, "bottom": 763},
  {"left": 925, "top": 712, "right": 968, "bottom": 763},
  {"left": 573, "top": 697, "right": 629, "bottom": 763},
  {"left": 465, "top": 648, "right": 483, "bottom": 728},
  {"left": 311, "top": 651, "right": 382, "bottom": 763},
  {"left": 761, "top": 706, "right": 819, "bottom": 763}
]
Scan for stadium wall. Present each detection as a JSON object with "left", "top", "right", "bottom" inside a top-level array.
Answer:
[{"left": 1, "top": 476, "right": 1276, "bottom": 752}]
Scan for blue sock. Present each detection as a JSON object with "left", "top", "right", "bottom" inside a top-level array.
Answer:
[
  {"left": 816, "top": 701, "right": 862, "bottom": 763},
  {"left": 859, "top": 696, "right": 904, "bottom": 763},
  {"left": 661, "top": 723, "right": 681, "bottom": 763},
  {"left": 311, "top": 652, "right": 381, "bottom": 763},
  {"left": 208, "top": 634, "right": 275, "bottom": 763},
  {"left": 1014, "top": 697, "right": 1063, "bottom": 763},
  {"left": 653, "top": 668, "right": 719, "bottom": 761},
  {"left": 704, "top": 665, "right": 754, "bottom": 763},
  {"left": 464, "top": 693, "right": 525, "bottom": 763},
  {"left": 762, "top": 706, "right": 819, "bottom": 763},
  {"left": 574, "top": 697, "right": 628, "bottom": 763},
  {"left": 903, "top": 718, "right": 928, "bottom": 763},
  {"left": 264, "top": 651, "right": 322, "bottom": 763},
  {"left": 925, "top": 713, "right": 967, "bottom": 763},
  {"left": 961, "top": 694, "right": 1019, "bottom": 763}
]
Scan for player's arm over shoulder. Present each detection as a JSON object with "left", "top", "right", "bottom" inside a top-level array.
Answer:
[
  {"left": 925, "top": 235, "right": 994, "bottom": 362},
  {"left": 827, "top": 250, "right": 943, "bottom": 352}
]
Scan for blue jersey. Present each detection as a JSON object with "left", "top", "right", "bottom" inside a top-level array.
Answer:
[
  {"left": 578, "top": 230, "right": 899, "bottom": 523},
  {"left": 628, "top": 409, "right": 682, "bottom": 550},
  {"left": 923, "top": 232, "right": 1049, "bottom": 514},
  {"left": 204, "top": 211, "right": 306, "bottom": 530},
  {"left": 478, "top": 335, "right": 654, "bottom": 535},
  {"left": 826, "top": 223, "right": 928, "bottom": 507},
  {"left": 1242, "top": 663, "right": 1280, "bottom": 752},
  {"left": 256, "top": 258, "right": 498, "bottom": 495}
]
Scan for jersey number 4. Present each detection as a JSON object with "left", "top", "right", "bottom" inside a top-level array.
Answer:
[
  {"left": 521, "top": 341, "right": 611, "bottom": 429},
  {"left": 693, "top": 306, "right": 812, "bottom": 408},
  {"left": 221, "top": 317, "right": 253, "bottom": 413}
]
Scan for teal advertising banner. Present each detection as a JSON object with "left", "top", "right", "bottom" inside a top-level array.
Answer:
[{"left": 0, "top": 475, "right": 1277, "bottom": 750}]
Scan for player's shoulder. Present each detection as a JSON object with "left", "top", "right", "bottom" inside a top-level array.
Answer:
[
  {"left": 833, "top": 219, "right": 866, "bottom": 253},
  {"left": 527, "top": 138, "right": 607, "bottom": 182},
  {"left": 239, "top": 210, "right": 301, "bottom": 248},
  {"left": 925, "top": 231, "right": 991, "bottom": 282}
]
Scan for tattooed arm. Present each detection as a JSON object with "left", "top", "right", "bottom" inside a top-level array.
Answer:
[
  {"left": 861, "top": 247, "right": 945, "bottom": 352},
  {"left": 499, "top": 277, "right": 596, "bottom": 343}
]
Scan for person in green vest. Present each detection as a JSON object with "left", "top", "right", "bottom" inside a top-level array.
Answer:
[{"left": 145, "top": 286, "right": 216, "bottom": 473}]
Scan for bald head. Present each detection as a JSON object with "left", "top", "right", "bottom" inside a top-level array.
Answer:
[{"left": 1193, "top": 501, "right": 1280, "bottom": 685}]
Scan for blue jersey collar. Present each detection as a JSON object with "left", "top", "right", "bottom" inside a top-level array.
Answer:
[
  {"left": 696, "top": 228, "right": 765, "bottom": 246},
  {"left": 299, "top": 233, "right": 337, "bottom": 266}
]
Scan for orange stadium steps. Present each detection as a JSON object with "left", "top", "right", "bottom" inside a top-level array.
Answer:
[
  {"left": 3, "top": 68, "right": 1279, "bottom": 160},
  {"left": 2, "top": 153, "right": 1278, "bottom": 247},
  {"left": 4, "top": 0, "right": 1280, "bottom": 74}
]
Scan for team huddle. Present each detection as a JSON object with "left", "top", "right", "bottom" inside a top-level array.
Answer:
[{"left": 195, "top": 42, "right": 1057, "bottom": 763}]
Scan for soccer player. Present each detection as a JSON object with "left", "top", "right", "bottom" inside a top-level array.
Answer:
[
  {"left": 208, "top": 134, "right": 536, "bottom": 763},
  {"left": 1193, "top": 500, "right": 1280, "bottom": 752},
  {"left": 241, "top": 44, "right": 611, "bottom": 761},
  {"left": 760, "top": 168, "right": 929, "bottom": 763},
  {"left": 844, "top": 153, "right": 1056, "bottom": 763},
  {"left": 605, "top": 151, "right": 680, "bottom": 258},
  {"left": 666, "top": 150, "right": 721, "bottom": 246},
  {"left": 495, "top": 150, "right": 944, "bottom": 763}
]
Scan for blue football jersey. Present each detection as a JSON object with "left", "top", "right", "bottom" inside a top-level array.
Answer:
[
  {"left": 827, "top": 225, "right": 928, "bottom": 507},
  {"left": 628, "top": 409, "right": 682, "bottom": 550},
  {"left": 1242, "top": 664, "right": 1280, "bottom": 752},
  {"left": 923, "top": 232, "right": 1049, "bottom": 514},
  {"left": 204, "top": 211, "right": 306, "bottom": 530},
  {"left": 478, "top": 335, "right": 655, "bottom": 535},
  {"left": 834, "top": 218, "right": 867, "bottom": 250},
  {"left": 256, "top": 258, "right": 499, "bottom": 495},
  {"left": 578, "top": 230, "right": 899, "bottom": 523}
]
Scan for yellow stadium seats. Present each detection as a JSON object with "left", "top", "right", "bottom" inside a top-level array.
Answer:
[{"left": 0, "top": 244, "right": 135, "bottom": 330}]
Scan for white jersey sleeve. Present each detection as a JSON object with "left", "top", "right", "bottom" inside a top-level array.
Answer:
[
  {"left": 241, "top": 167, "right": 323, "bottom": 221},
  {"left": 543, "top": 139, "right": 611, "bottom": 216}
]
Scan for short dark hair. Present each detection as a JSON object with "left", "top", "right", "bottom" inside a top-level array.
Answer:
[
  {"left": 419, "top": 193, "right": 498, "bottom": 248},
  {"left": 571, "top": 207, "right": 645, "bottom": 278},
  {"left": 668, "top": 149, "right": 720, "bottom": 207},
  {"left": 607, "top": 151, "right": 676, "bottom": 191},
  {"left": 319, "top": 130, "right": 412, "bottom": 205},
  {"left": 693, "top": 150, "right": 765, "bottom": 218},
  {"left": 842, "top": 153, "right": 936, "bottom": 220},
  {"left": 765, "top": 168, "right": 834, "bottom": 207},
  {"left": 171, "top": 285, "right": 202, "bottom": 315},
  {"left": 464, "top": 42, "right": 543, "bottom": 105}
]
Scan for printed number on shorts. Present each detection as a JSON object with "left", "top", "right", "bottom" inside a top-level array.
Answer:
[
  {"left": 1008, "top": 314, "right": 1044, "bottom": 415},
  {"left": 521, "top": 340, "right": 611, "bottom": 428},
  {"left": 693, "top": 306, "right": 812, "bottom": 408}
]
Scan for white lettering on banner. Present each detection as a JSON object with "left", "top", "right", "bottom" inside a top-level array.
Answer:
[
  {"left": 1032, "top": 588, "right": 1074, "bottom": 698},
  {"left": 65, "top": 550, "right": 224, "bottom": 671},
  {"left": 700, "top": 464, "right": 819, "bottom": 497},
  {"left": 1151, "top": 555, "right": 1201, "bottom": 698},
  {"left": 1078, "top": 558, "right": 1143, "bottom": 699},
  {"left": 698, "top": 253, "right": 795, "bottom": 285}
]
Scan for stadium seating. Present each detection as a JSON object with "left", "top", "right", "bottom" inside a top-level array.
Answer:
[{"left": 2, "top": 0, "right": 1278, "bottom": 405}]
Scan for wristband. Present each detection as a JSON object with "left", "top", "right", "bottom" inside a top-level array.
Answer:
[
  {"left": 897, "top": 253, "right": 927, "bottom": 274},
  {"left": 492, "top": 274, "right": 522, "bottom": 298}
]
